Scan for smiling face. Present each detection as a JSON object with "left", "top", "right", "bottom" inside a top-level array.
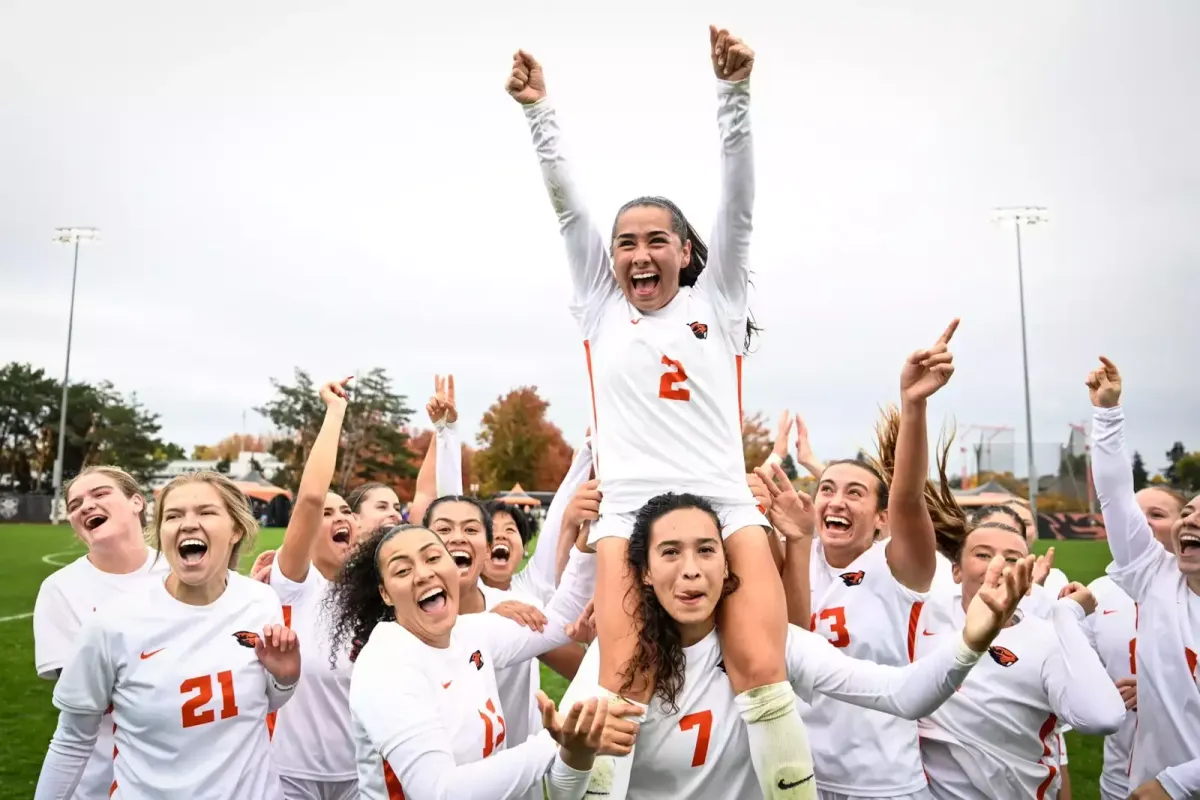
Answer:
[
  {"left": 483, "top": 509, "right": 526, "bottom": 584},
  {"left": 1170, "top": 494, "right": 1200, "bottom": 577},
  {"left": 376, "top": 527, "right": 461, "bottom": 647},
  {"left": 611, "top": 204, "right": 691, "bottom": 312},
  {"left": 815, "top": 462, "right": 888, "bottom": 564},
  {"left": 66, "top": 469, "right": 145, "bottom": 549},
  {"left": 642, "top": 507, "right": 728, "bottom": 631},
  {"left": 354, "top": 486, "right": 402, "bottom": 538},
  {"left": 314, "top": 492, "right": 357, "bottom": 571},
  {"left": 426, "top": 500, "right": 489, "bottom": 589},
  {"left": 1137, "top": 487, "right": 1183, "bottom": 547},
  {"left": 158, "top": 481, "right": 245, "bottom": 588},
  {"left": 953, "top": 526, "right": 1029, "bottom": 606}
]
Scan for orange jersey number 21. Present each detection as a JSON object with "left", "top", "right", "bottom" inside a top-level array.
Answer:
[
  {"left": 659, "top": 356, "right": 690, "bottom": 401},
  {"left": 679, "top": 709, "right": 712, "bottom": 767},
  {"left": 180, "top": 671, "right": 239, "bottom": 729}
]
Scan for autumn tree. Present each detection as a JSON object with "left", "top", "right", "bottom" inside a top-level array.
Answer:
[
  {"left": 473, "top": 387, "right": 573, "bottom": 495},
  {"left": 192, "top": 434, "right": 272, "bottom": 462},
  {"left": 741, "top": 411, "right": 773, "bottom": 470},
  {"left": 1177, "top": 452, "right": 1200, "bottom": 493},
  {"left": 256, "top": 367, "right": 417, "bottom": 494}
]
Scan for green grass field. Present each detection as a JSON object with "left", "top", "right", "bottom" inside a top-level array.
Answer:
[{"left": 0, "top": 527, "right": 1112, "bottom": 800}]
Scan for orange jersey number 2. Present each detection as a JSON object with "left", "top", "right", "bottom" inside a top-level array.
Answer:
[
  {"left": 659, "top": 356, "right": 691, "bottom": 401},
  {"left": 180, "top": 671, "right": 239, "bottom": 729}
]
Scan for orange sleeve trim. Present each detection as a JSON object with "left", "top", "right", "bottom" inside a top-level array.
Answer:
[{"left": 906, "top": 601, "right": 925, "bottom": 662}]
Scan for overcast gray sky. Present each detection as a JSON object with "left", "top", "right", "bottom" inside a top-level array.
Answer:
[{"left": 2, "top": 0, "right": 1197, "bottom": 480}]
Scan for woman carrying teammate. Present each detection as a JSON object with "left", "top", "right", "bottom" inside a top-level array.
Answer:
[
  {"left": 264, "top": 377, "right": 359, "bottom": 800},
  {"left": 915, "top": 499, "right": 1126, "bottom": 798},
  {"left": 797, "top": 322, "right": 957, "bottom": 800},
  {"left": 33, "top": 466, "right": 170, "bottom": 799},
  {"left": 1086, "top": 357, "right": 1200, "bottom": 799},
  {"left": 35, "top": 471, "right": 301, "bottom": 799},
  {"left": 510, "top": 28, "right": 812, "bottom": 798},
  {"left": 1084, "top": 484, "right": 1184, "bottom": 800},
  {"left": 328, "top": 522, "right": 636, "bottom": 800},
  {"left": 548, "top": 490, "right": 1033, "bottom": 799}
]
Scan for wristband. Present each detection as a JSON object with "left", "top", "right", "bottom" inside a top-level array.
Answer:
[
  {"left": 955, "top": 632, "right": 985, "bottom": 665},
  {"left": 270, "top": 676, "right": 298, "bottom": 692}
]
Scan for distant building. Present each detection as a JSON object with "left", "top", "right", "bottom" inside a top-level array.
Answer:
[{"left": 149, "top": 451, "right": 285, "bottom": 489}]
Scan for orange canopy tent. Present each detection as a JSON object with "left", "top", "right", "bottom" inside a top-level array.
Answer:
[{"left": 496, "top": 483, "right": 542, "bottom": 508}]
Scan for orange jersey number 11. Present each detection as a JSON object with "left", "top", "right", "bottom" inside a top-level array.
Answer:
[{"left": 659, "top": 356, "right": 691, "bottom": 401}]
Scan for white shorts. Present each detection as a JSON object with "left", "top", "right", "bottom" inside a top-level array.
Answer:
[
  {"left": 588, "top": 499, "right": 769, "bottom": 546},
  {"left": 279, "top": 776, "right": 357, "bottom": 800},
  {"left": 819, "top": 790, "right": 932, "bottom": 800}
]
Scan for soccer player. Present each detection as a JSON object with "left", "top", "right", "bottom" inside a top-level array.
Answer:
[
  {"left": 328, "top": 523, "right": 636, "bottom": 799},
  {"left": 549, "top": 491, "right": 1033, "bottom": 799},
  {"left": 34, "top": 471, "right": 301, "bottom": 799},
  {"left": 510, "top": 28, "right": 813, "bottom": 799},
  {"left": 1087, "top": 357, "right": 1200, "bottom": 799},
  {"left": 264, "top": 377, "right": 358, "bottom": 800},
  {"left": 917, "top": 516, "right": 1126, "bottom": 798},
  {"left": 799, "top": 322, "right": 957, "bottom": 800},
  {"left": 1085, "top": 484, "right": 1183, "bottom": 800},
  {"left": 33, "top": 466, "right": 170, "bottom": 799}
]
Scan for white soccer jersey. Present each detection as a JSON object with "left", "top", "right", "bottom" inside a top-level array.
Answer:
[
  {"left": 1041, "top": 567, "right": 1069, "bottom": 599},
  {"left": 1084, "top": 575, "right": 1137, "bottom": 799},
  {"left": 1092, "top": 406, "right": 1200, "bottom": 795},
  {"left": 33, "top": 549, "right": 168, "bottom": 799},
  {"left": 524, "top": 80, "right": 757, "bottom": 515},
  {"left": 802, "top": 538, "right": 930, "bottom": 796},
  {"left": 480, "top": 583, "right": 545, "bottom": 800},
  {"left": 267, "top": 562, "right": 355, "bottom": 782},
  {"left": 555, "top": 622, "right": 982, "bottom": 800},
  {"left": 916, "top": 590, "right": 1125, "bottom": 799},
  {"left": 932, "top": 551, "right": 956, "bottom": 593},
  {"left": 49, "top": 573, "right": 290, "bottom": 799},
  {"left": 351, "top": 551, "right": 594, "bottom": 800}
]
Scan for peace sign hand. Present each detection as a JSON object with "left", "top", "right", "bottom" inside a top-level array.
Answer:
[
  {"left": 754, "top": 462, "right": 816, "bottom": 542},
  {"left": 709, "top": 26, "right": 755, "bottom": 82},
  {"left": 901, "top": 319, "right": 959, "bottom": 403},
  {"left": 426, "top": 374, "right": 458, "bottom": 425},
  {"left": 1085, "top": 357, "right": 1122, "bottom": 408}
]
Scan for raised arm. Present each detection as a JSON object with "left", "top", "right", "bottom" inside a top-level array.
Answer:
[
  {"left": 886, "top": 320, "right": 959, "bottom": 593},
  {"left": 517, "top": 436, "right": 593, "bottom": 601},
  {"left": 1086, "top": 358, "right": 1159, "bottom": 569},
  {"left": 410, "top": 375, "right": 459, "bottom": 524},
  {"left": 1041, "top": 586, "right": 1126, "bottom": 735},
  {"left": 483, "top": 546, "right": 596, "bottom": 669},
  {"left": 507, "top": 51, "right": 615, "bottom": 311},
  {"left": 431, "top": 376, "right": 463, "bottom": 496},
  {"left": 277, "top": 378, "right": 350, "bottom": 583}
]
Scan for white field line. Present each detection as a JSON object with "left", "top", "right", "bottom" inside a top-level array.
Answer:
[
  {"left": 0, "top": 547, "right": 87, "bottom": 622},
  {"left": 0, "top": 612, "right": 33, "bottom": 623}
]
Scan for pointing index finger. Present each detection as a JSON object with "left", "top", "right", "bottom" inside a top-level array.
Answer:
[{"left": 936, "top": 318, "right": 960, "bottom": 346}]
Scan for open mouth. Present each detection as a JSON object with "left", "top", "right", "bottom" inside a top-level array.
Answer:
[
  {"left": 178, "top": 538, "right": 208, "bottom": 566},
  {"left": 1180, "top": 530, "right": 1200, "bottom": 555},
  {"left": 331, "top": 523, "right": 352, "bottom": 545},
  {"left": 676, "top": 589, "right": 706, "bottom": 606},
  {"left": 83, "top": 512, "right": 108, "bottom": 531},
  {"left": 449, "top": 549, "right": 473, "bottom": 571},
  {"left": 631, "top": 271, "right": 659, "bottom": 298},
  {"left": 417, "top": 587, "right": 448, "bottom": 614},
  {"left": 823, "top": 515, "right": 852, "bottom": 533},
  {"left": 490, "top": 543, "right": 511, "bottom": 565}
]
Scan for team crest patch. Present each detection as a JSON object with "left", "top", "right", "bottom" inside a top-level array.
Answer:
[
  {"left": 988, "top": 645, "right": 1019, "bottom": 667},
  {"left": 838, "top": 570, "right": 865, "bottom": 587},
  {"left": 233, "top": 631, "right": 261, "bottom": 649},
  {"left": 688, "top": 321, "right": 708, "bottom": 339},
  {"left": 469, "top": 650, "right": 484, "bottom": 670},
  {"left": 716, "top": 659, "right": 727, "bottom": 674}
]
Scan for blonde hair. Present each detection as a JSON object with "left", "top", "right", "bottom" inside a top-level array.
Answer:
[
  {"left": 65, "top": 466, "right": 148, "bottom": 528},
  {"left": 874, "top": 405, "right": 969, "bottom": 561},
  {"left": 1139, "top": 485, "right": 1187, "bottom": 512},
  {"left": 152, "top": 471, "right": 258, "bottom": 570}
]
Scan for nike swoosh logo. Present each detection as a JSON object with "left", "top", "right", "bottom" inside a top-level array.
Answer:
[
  {"left": 442, "top": 681, "right": 452, "bottom": 689},
  {"left": 630, "top": 319, "right": 641, "bottom": 325},
  {"left": 922, "top": 630, "right": 936, "bottom": 636},
  {"left": 1103, "top": 609, "right": 1117, "bottom": 615},
  {"left": 140, "top": 648, "right": 165, "bottom": 659},
  {"left": 777, "top": 774, "right": 815, "bottom": 790}
]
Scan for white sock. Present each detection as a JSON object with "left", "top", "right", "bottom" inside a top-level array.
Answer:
[
  {"left": 735, "top": 681, "right": 817, "bottom": 800},
  {"left": 582, "top": 690, "right": 647, "bottom": 800}
]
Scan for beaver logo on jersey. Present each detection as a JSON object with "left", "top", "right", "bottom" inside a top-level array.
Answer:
[
  {"left": 717, "top": 660, "right": 727, "bottom": 674},
  {"left": 838, "top": 570, "right": 865, "bottom": 587},
  {"left": 233, "top": 631, "right": 261, "bottom": 649},
  {"left": 469, "top": 650, "right": 484, "bottom": 670},
  {"left": 689, "top": 321, "right": 708, "bottom": 339},
  {"left": 988, "top": 645, "right": 1019, "bottom": 667}
]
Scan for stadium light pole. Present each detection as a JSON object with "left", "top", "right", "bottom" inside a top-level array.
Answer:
[
  {"left": 991, "top": 207, "right": 1047, "bottom": 530},
  {"left": 50, "top": 227, "right": 100, "bottom": 524}
]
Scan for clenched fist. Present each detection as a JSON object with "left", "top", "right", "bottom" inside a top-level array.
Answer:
[{"left": 506, "top": 50, "right": 546, "bottom": 105}]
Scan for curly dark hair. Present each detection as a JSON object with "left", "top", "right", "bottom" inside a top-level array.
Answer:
[
  {"left": 621, "top": 492, "right": 740, "bottom": 713},
  {"left": 324, "top": 524, "right": 437, "bottom": 666},
  {"left": 423, "top": 495, "right": 493, "bottom": 545}
]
